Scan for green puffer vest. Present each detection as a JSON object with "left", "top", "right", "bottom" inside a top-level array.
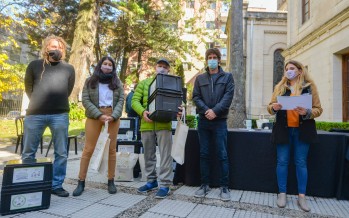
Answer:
[{"left": 131, "top": 77, "right": 171, "bottom": 131}]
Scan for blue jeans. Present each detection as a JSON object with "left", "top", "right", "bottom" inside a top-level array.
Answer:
[
  {"left": 276, "top": 127, "right": 310, "bottom": 194},
  {"left": 22, "top": 113, "right": 69, "bottom": 190},
  {"left": 197, "top": 118, "right": 229, "bottom": 187}
]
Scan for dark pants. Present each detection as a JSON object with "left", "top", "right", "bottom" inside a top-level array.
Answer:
[{"left": 197, "top": 118, "right": 229, "bottom": 187}]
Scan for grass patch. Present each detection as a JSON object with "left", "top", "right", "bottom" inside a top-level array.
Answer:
[{"left": 0, "top": 119, "right": 85, "bottom": 139}]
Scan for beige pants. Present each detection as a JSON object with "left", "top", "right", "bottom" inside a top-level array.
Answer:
[
  {"left": 141, "top": 130, "right": 173, "bottom": 187},
  {"left": 78, "top": 108, "right": 120, "bottom": 180}
]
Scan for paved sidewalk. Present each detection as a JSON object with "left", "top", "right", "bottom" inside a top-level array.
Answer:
[{"left": 0, "top": 144, "right": 348, "bottom": 217}]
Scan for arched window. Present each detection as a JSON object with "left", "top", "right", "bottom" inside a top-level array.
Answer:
[{"left": 273, "top": 49, "right": 285, "bottom": 90}]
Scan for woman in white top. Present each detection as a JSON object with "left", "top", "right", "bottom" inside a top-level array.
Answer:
[{"left": 73, "top": 56, "right": 124, "bottom": 196}]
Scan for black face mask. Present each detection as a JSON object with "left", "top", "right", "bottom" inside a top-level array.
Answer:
[{"left": 48, "top": 50, "right": 62, "bottom": 61}]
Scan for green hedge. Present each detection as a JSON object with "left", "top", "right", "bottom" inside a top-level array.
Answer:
[
  {"left": 251, "top": 119, "right": 349, "bottom": 131},
  {"left": 315, "top": 121, "right": 349, "bottom": 131}
]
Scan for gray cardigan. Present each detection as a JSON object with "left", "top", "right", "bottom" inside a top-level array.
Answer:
[{"left": 82, "top": 78, "right": 124, "bottom": 120}]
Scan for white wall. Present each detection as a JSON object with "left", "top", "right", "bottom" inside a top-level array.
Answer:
[
  {"left": 284, "top": 1, "right": 349, "bottom": 121},
  {"left": 245, "top": 15, "right": 287, "bottom": 118}
]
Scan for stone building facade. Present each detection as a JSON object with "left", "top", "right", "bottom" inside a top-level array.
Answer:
[
  {"left": 244, "top": 10, "right": 287, "bottom": 118},
  {"left": 282, "top": 0, "right": 349, "bottom": 121},
  {"left": 226, "top": 2, "right": 287, "bottom": 119}
]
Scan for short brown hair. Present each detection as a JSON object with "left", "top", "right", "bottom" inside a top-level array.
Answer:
[{"left": 205, "top": 48, "right": 221, "bottom": 61}]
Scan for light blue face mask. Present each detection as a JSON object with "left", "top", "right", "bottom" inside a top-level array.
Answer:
[{"left": 208, "top": 59, "right": 218, "bottom": 69}]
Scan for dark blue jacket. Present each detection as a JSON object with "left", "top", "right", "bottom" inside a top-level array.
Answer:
[
  {"left": 125, "top": 91, "right": 138, "bottom": 117},
  {"left": 192, "top": 67, "right": 234, "bottom": 120}
]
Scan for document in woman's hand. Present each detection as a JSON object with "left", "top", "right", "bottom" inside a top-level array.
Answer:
[{"left": 277, "top": 95, "right": 312, "bottom": 110}]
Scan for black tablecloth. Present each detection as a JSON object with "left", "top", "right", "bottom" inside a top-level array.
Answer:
[{"left": 173, "top": 129, "right": 349, "bottom": 200}]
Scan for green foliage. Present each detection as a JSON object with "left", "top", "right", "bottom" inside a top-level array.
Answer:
[
  {"left": 69, "top": 102, "right": 85, "bottom": 121},
  {"left": 315, "top": 121, "right": 349, "bottom": 131},
  {"left": 0, "top": 119, "right": 84, "bottom": 139},
  {"left": 0, "top": 12, "right": 27, "bottom": 100},
  {"left": 186, "top": 83, "right": 194, "bottom": 100},
  {"left": 174, "top": 59, "right": 185, "bottom": 87},
  {"left": 249, "top": 120, "right": 349, "bottom": 131},
  {"left": 13, "top": 0, "right": 79, "bottom": 54},
  {"left": 2, "top": 0, "right": 225, "bottom": 95},
  {"left": 186, "top": 114, "right": 196, "bottom": 129}
]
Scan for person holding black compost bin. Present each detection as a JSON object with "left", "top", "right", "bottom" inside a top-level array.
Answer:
[
  {"left": 267, "top": 60, "right": 322, "bottom": 212},
  {"left": 131, "top": 58, "right": 178, "bottom": 199}
]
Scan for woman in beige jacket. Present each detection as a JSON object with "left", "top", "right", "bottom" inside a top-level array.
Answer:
[{"left": 267, "top": 60, "right": 322, "bottom": 212}]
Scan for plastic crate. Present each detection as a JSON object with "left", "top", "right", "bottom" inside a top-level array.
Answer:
[
  {"left": 117, "top": 140, "right": 142, "bottom": 154},
  {"left": 148, "top": 90, "right": 182, "bottom": 122},
  {"left": 0, "top": 158, "right": 52, "bottom": 216},
  {"left": 118, "top": 117, "right": 139, "bottom": 141},
  {"left": 1, "top": 158, "right": 52, "bottom": 188},
  {"left": 0, "top": 183, "right": 52, "bottom": 215},
  {"left": 119, "top": 117, "right": 137, "bottom": 130},
  {"left": 148, "top": 74, "right": 182, "bottom": 98}
]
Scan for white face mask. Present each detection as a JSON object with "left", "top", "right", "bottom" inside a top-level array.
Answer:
[
  {"left": 156, "top": 66, "right": 168, "bottom": 74},
  {"left": 285, "top": 70, "right": 298, "bottom": 80}
]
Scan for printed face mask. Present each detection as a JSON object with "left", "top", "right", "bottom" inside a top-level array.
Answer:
[
  {"left": 285, "top": 70, "right": 298, "bottom": 80},
  {"left": 48, "top": 50, "right": 62, "bottom": 61},
  {"left": 101, "top": 65, "right": 113, "bottom": 73},
  {"left": 156, "top": 66, "right": 168, "bottom": 74},
  {"left": 208, "top": 59, "right": 218, "bottom": 69}
]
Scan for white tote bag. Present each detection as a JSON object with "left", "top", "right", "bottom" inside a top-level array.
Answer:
[
  {"left": 89, "top": 121, "right": 110, "bottom": 171},
  {"left": 171, "top": 108, "right": 189, "bottom": 165},
  {"left": 115, "top": 152, "right": 139, "bottom": 181},
  {"left": 138, "top": 153, "right": 147, "bottom": 182},
  {"left": 97, "top": 138, "right": 111, "bottom": 175}
]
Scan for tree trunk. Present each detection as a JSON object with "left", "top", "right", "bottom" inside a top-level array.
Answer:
[
  {"left": 227, "top": 0, "right": 246, "bottom": 128},
  {"left": 94, "top": 30, "right": 101, "bottom": 62},
  {"left": 119, "top": 48, "right": 130, "bottom": 84},
  {"left": 69, "top": 0, "right": 100, "bottom": 102}
]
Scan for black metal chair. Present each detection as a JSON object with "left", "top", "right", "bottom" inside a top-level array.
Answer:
[
  {"left": 15, "top": 116, "right": 43, "bottom": 154},
  {"left": 14, "top": 116, "right": 24, "bottom": 154},
  {"left": 45, "top": 135, "right": 78, "bottom": 157}
]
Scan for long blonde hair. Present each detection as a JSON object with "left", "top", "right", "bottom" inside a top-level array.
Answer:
[
  {"left": 39, "top": 35, "right": 67, "bottom": 80},
  {"left": 273, "top": 60, "right": 314, "bottom": 96}
]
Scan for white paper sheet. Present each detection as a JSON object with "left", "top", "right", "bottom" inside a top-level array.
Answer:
[{"left": 277, "top": 95, "right": 312, "bottom": 110}]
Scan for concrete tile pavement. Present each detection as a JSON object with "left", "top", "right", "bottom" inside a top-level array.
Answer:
[{"left": 0, "top": 145, "right": 348, "bottom": 217}]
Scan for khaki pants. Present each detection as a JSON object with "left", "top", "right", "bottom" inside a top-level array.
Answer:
[
  {"left": 141, "top": 130, "right": 173, "bottom": 187},
  {"left": 78, "top": 108, "right": 120, "bottom": 180}
]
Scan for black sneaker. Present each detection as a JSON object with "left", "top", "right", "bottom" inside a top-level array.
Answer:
[{"left": 51, "top": 188, "right": 69, "bottom": 197}]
